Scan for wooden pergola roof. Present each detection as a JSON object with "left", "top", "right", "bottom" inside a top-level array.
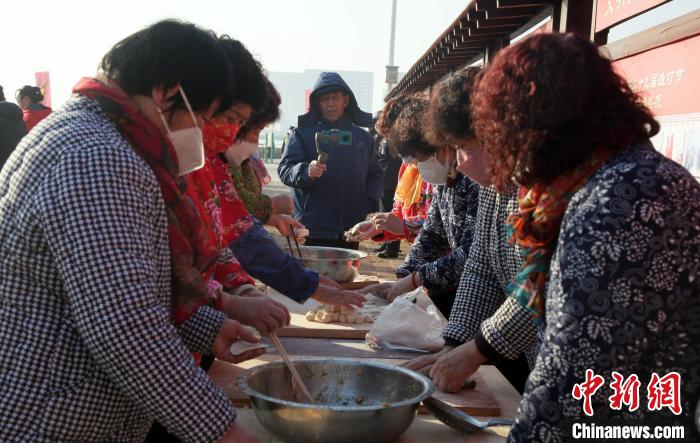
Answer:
[{"left": 386, "top": 0, "right": 553, "bottom": 99}]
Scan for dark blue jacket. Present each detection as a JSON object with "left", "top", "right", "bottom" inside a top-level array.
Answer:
[
  {"left": 278, "top": 73, "right": 383, "bottom": 240},
  {"left": 0, "top": 102, "right": 27, "bottom": 169}
]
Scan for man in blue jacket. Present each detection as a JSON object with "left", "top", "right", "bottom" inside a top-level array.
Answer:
[{"left": 278, "top": 72, "right": 383, "bottom": 249}]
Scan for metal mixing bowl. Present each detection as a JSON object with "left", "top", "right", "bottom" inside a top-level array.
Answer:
[
  {"left": 298, "top": 246, "right": 368, "bottom": 283},
  {"left": 237, "top": 358, "right": 434, "bottom": 443}
]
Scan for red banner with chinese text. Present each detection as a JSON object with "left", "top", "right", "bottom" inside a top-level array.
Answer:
[
  {"left": 613, "top": 34, "right": 700, "bottom": 177},
  {"left": 595, "top": 0, "right": 668, "bottom": 32}
]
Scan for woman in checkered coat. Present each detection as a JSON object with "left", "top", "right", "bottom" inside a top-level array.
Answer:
[
  {"left": 405, "top": 68, "right": 534, "bottom": 394},
  {"left": 0, "top": 21, "right": 263, "bottom": 442}
]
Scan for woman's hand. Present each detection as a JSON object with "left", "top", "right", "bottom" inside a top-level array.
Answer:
[
  {"left": 345, "top": 221, "right": 379, "bottom": 242},
  {"left": 212, "top": 319, "right": 267, "bottom": 364},
  {"left": 318, "top": 274, "right": 341, "bottom": 288},
  {"left": 386, "top": 273, "right": 421, "bottom": 301},
  {"left": 358, "top": 281, "right": 394, "bottom": 298},
  {"left": 268, "top": 213, "right": 304, "bottom": 237},
  {"left": 222, "top": 293, "right": 290, "bottom": 335},
  {"left": 371, "top": 212, "right": 404, "bottom": 235},
  {"left": 310, "top": 285, "right": 365, "bottom": 310},
  {"left": 401, "top": 346, "right": 453, "bottom": 375},
  {"left": 429, "top": 340, "right": 487, "bottom": 393},
  {"left": 270, "top": 194, "right": 293, "bottom": 215},
  {"left": 361, "top": 274, "right": 419, "bottom": 302}
]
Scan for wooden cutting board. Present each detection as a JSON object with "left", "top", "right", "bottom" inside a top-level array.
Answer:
[
  {"left": 417, "top": 370, "right": 501, "bottom": 416},
  {"left": 269, "top": 290, "right": 374, "bottom": 339},
  {"left": 211, "top": 356, "right": 501, "bottom": 417},
  {"left": 268, "top": 282, "right": 438, "bottom": 340}
]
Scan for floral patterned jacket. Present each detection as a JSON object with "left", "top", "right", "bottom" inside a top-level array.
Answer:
[
  {"left": 397, "top": 173, "right": 479, "bottom": 294},
  {"left": 185, "top": 156, "right": 318, "bottom": 302},
  {"left": 228, "top": 159, "right": 273, "bottom": 223},
  {"left": 508, "top": 145, "right": 700, "bottom": 442}
]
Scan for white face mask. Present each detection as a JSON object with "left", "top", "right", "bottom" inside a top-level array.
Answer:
[
  {"left": 157, "top": 85, "right": 204, "bottom": 176},
  {"left": 417, "top": 155, "right": 450, "bottom": 185},
  {"left": 224, "top": 140, "right": 259, "bottom": 166}
]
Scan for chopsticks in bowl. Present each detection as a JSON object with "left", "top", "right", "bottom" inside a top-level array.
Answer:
[
  {"left": 269, "top": 333, "right": 314, "bottom": 403},
  {"left": 287, "top": 223, "right": 303, "bottom": 259}
]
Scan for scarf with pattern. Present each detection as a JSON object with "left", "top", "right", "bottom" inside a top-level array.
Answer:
[
  {"left": 506, "top": 152, "right": 612, "bottom": 325},
  {"left": 73, "top": 78, "right": 219, "bottom": 325},
  {"left": 394, "top": 163, "right": 424, "bottom": 208}
]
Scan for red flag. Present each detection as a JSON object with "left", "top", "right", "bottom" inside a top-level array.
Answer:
[
  {"left": 304, "top": 88, "right": 312, "bottom": 112},
  {"left": 34, "top": 71, "right": 51, "bottom": 108}
]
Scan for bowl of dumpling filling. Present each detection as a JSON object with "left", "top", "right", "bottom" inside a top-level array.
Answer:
[
  {"left": 296, "top": 246, "right": 368, "bottom": 283},
  {"left": 237, "top": 358, "right": 434, "bottom": 443}
]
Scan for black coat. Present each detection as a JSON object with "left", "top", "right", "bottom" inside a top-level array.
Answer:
[
  {"left": 377, "top": 138, "right": 402, "bottom": 194},
  {"left": 0, "top": 102, "right": 27, "bottom": 168}
]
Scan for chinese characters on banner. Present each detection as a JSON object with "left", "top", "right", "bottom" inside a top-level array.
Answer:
[
  {"left": 613, "top": 34, "right": 700, "bottom": 179},
  {"left": 34, "top": 71, "right": 51, "bottom": 108},
  {"left": 595, "top": 0, "right": 668, "bottom": 32},
  {"left": 572, "top": 370, "right": 682, "bottom": 416}
]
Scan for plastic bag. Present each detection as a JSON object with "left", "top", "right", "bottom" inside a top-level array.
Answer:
[{"left": 365, "top": 287, "right": 447, "bottom": 353}]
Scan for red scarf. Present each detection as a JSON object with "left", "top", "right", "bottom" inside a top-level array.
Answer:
[
  {"left": 506, "top": 152, "right": 612, "bottom": 325},
  {"left": 73, "top": 78, "right": 219, "bottom": 325}
]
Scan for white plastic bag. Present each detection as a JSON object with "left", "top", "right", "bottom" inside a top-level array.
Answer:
[{"left": 365, "top": 287, "right": 447, "bottom": 353}]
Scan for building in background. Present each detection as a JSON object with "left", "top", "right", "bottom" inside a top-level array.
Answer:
[{"left": 268, "top": 69, "right": 374, "bottom": 143}]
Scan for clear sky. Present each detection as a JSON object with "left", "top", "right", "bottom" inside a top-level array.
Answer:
[
  {"left": 2, "top": 0, "right": 697, "bottom": 112},
  {"left": 0, "top": 0, "right": 468, "bottom": 112}
]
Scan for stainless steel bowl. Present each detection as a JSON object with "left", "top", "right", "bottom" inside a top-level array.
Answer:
[
  {"left": 237, "top": 358, "right": 434, "bottom": 443},
  {"left": 298, "top": 246, "right": 368, "bottom": 283}
]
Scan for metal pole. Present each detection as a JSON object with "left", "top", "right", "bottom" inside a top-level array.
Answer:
[
  {"left": 389, "top": 0, "right": 397, "bottom": 66},
  {"left": 386, "top": 0, "right": 398, "bottom": 93}
]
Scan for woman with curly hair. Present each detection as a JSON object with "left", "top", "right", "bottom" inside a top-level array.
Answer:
[
  {"left": 432, "top": 33, "right": 699, "bottom": 442},
  {"left": 359, "top": 76, "right": 481, "bottom": 318},
  {"left": 347, "top": 94, "right": 433, "bottom": 249},
  {"left": 405, "top": 67, "right": 533, "bottom": 394}
]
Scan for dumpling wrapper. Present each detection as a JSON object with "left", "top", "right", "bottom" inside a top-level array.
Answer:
[{"left": 229, "top": 341, "right": 268, "bottom": 356}]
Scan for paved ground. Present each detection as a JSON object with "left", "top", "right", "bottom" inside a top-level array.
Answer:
[{"left": 261, "top": 161, "right": 405, "bottom": 282}]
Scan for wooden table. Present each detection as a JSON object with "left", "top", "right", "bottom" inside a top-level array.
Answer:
[{"left": 211, "top": 280, "right": 522, "bottom": 441}]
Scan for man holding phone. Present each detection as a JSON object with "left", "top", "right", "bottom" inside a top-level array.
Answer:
[{"left": 278, "top": 72, "right": 383, "bottom": 249}]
